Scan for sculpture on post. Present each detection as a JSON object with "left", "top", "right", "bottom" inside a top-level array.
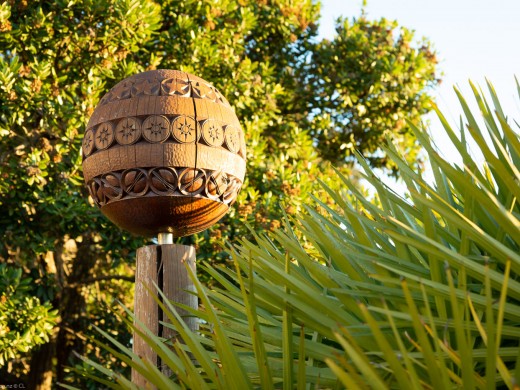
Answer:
[
  {"left": 81, "top": 69, "right": 246, "bottom": 385},
  {"left": 82, "top": 69, "right": 246, "bottom": 237}
]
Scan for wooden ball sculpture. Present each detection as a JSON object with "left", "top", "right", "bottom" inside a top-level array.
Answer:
[{"left": 82, "top": 70, "right": 246, "bottom": 237}]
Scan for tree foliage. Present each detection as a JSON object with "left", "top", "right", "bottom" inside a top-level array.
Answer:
[
  {"left": 0, "top": 263, "right": 58, "bottom": 367},
  {"left": 304, "top": 16, "right": 439, "bottom": 172},
  {"left": 0, "top": 0, "right": 438, "bottom": 387}
]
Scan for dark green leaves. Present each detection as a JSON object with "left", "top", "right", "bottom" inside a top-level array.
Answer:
[{"left": 0, "top": 264, "right": 58, "bottom": 366}]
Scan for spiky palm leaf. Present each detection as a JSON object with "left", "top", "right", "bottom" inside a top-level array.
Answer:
[{"left": 68, "top": 81, "right": 520, "bottom": 389}]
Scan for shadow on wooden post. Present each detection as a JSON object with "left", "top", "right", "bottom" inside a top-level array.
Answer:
[{"left": 132, "top": 243, "right": 197, "bottom": 388}]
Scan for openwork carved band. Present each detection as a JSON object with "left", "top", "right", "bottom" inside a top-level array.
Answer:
[
  {"left": 88, "top": 166, "right": 242, "bottom": 207},
  {"left": 82, "top": 114, "right": 245, "bottom": 159}
]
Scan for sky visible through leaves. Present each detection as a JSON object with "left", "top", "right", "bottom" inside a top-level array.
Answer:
[{"left": 320, "top": 0, "right": 520, "bottom": 177}]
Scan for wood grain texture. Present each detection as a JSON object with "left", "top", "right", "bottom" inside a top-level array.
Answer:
[
  {"left": 133, "top": 245, "right": 159, "bottom": 388},
  {"left": 100, "top": 195, "right": 229, "bottom": 237},
  {"left": 162, "top": 244, "right": 198, "bottom": 337},
  {"left": 83, "top": 143, "right": 244, "bottom": 183},
  {"left": 133, "top": 244, "right": 197, "bottom": 386}
]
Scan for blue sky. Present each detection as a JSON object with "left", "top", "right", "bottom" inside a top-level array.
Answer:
[{"left": 318, "top": 0, "right": 520, "bottom": 166}]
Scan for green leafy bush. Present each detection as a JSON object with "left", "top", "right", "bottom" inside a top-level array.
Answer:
[
  {"left": 0, "top": 264, "right": 58, "bottom": 366},
  {"left": 72, "top": 81, "right": 520, "bottom": 388}
]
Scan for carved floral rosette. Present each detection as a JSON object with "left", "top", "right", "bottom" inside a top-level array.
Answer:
[{"left": 81, "top": 70, "right": 246, "bottom": 237}]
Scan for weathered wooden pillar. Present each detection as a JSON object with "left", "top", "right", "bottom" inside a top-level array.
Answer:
[{"left": 132, "top": 241, "right": 197, "bottom": 387}]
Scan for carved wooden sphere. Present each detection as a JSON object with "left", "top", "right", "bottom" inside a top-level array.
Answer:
[{"left": 81, "top": 70, "right": 246, "bottom": 237}]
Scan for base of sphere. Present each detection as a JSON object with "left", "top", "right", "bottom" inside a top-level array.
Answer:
[{"left": 100, "top": 196, "right": 229, "bottom": 237}]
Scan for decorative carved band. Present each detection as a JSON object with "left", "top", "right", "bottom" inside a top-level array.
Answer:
[
  {"left": 82, "top": 114, "right": 246, "bottom": 160},
  {"left": 87, "top": 167, "right": 242, "bottom": 208},
  {"left": 86, "top": 92, "right": 239, "bottom": 131},
  {"left": 98, "top": 74, "right": 230, "bottom": 108}
]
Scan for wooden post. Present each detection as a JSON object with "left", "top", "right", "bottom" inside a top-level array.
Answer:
[{"left": 132, "top": 243, "right": 197, "bottom": 387}]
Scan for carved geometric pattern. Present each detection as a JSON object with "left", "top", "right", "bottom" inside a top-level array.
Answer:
[
  {"left": 82, "top": 129, "right": 95, "bottom": 156},
  {"left": 122, "top": 168, "right": 149, "bottom": 197},
  {"left": 178, "top": 168, "right": 206, "bottom": 195},
  {"left": 117, "top": 80, "right": 133, "bottom": 99},
  {"left": 94, "top": 122, "right": 115, "bottom": 150},
  {"left": 98, "top": 76, "right": 230, "bottom": 107},
  {"left": 160, "top": 78, "right": 191, "bottom": 97},
  {"left": 115, "top": 117, "right": 141, "bottom": 145},
  {"left": 207, "top": 170, "right": 229, "bottom": 199},
  {"left": 100, "top": 172, "right": 123, "bottom": 201},
  {"left": 201, "top": 119, "right": 224, "bottom": 147},
  {"left": 142, "top": 115, "right": 170, "bottom": 143},
  {"left": 224, "top": 124, "right": 240, "bottom": 153},
  {"left": 87, "top": 167, "right": 242, "bottom": 207},
  {"left": 171, "top": 116, "right": 198, "bottom": 143},
  {"left": 149, "top": 167, "right": 178, "bottom": 195},
  {"left": 191, "top": 81, "right": 212, "bottom": 99},
  {"left": 222, "top": 173, "right": 243, "bottom": 203},
  {"left": 132, "top": 78, "right": 161, "bottom": 97},
  {"left": 83, "top": 114, "right": 245, "bottom": 158}
]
